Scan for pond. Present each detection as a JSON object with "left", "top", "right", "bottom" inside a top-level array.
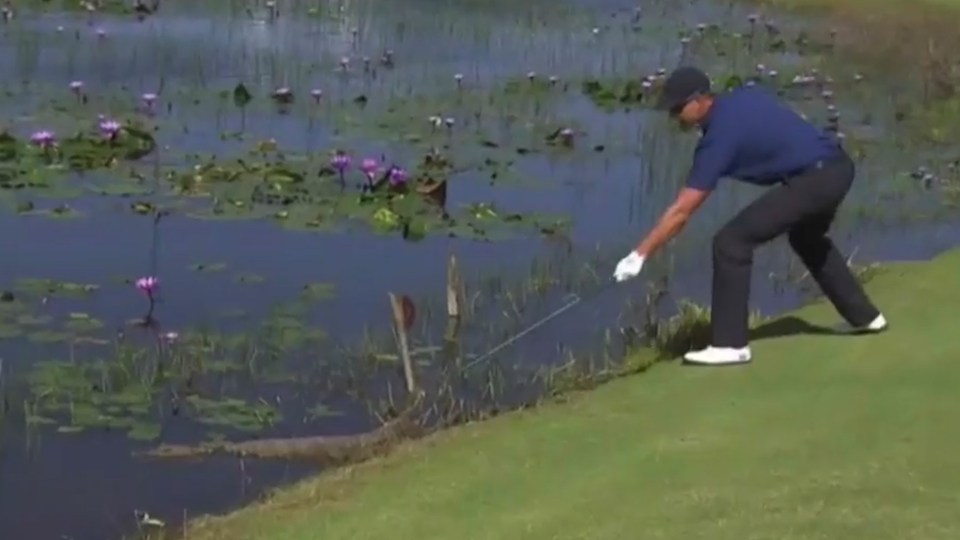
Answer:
[{"left": 1, "top": 0, "right": 960, "bottom": 539}]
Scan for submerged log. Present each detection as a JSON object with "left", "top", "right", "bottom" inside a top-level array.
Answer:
[
  {"left": 139, "top": 399, "right": 427, "bottom": 465},
  {"left": 140, "top": 288, "right": 438, "bottom": 465}
]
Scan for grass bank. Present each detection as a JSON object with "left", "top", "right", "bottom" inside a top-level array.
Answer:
[
  {"left": 752, "top": 0, "right": 960, "bottom": 146},
  {"left": 183, "top": 247, "right": 960, "bottom": 540},
  {"left": 756, "top": 0, "right": 960, "bottom": 98}
]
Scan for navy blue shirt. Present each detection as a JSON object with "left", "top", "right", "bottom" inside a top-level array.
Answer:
[{"left": 686, "top": 85, "right": 842, "bottom": 191}]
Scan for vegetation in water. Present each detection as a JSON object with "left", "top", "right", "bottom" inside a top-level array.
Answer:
[{"left": 0, "top": 1, "right": 958, "bottom": 539}]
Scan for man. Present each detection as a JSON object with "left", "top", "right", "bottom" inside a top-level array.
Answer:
[{"left": 613, "top": 66, "right": 887, "bottom": 366}]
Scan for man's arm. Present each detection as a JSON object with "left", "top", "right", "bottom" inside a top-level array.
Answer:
[
  {"left": 631, "top": 123, "right": 736, "bottom": 259},
  {"left": 634, "top": 187, "right": 710, "bottom": 257}
]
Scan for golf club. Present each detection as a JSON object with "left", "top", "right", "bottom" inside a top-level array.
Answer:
[{"left": 461, "top": 277, "right": 623, "bottom": 372}]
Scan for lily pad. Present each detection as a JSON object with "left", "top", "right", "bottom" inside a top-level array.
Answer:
[{"left": 190, "top": 262, "right": 228, "bottom": 273}]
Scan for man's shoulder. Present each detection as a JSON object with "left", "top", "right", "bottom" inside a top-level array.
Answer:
[{"left": 710, "top": 85, "right": 784, "bottom": 132}]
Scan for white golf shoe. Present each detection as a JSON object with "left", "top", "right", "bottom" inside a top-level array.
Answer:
[
  {"left": 683, "top": 346, "right": 752, "bottom": 366},
  {"left": 857, "top": 314, "right": 888, "bottom": 332}
]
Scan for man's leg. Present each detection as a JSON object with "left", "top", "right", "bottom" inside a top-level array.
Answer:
[
  {"left": 689, "top": 158, "right": 860, "bottom": 364},
  {"left": 788, "top": 213, "right": 882, "bottom": 328},
  {"left": 709, "top": 192, "right": 795, "bottom": 350}
]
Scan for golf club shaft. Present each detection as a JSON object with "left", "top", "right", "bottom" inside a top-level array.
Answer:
[{"left": 462, "top": 279, "right": 619, "bottom": 372}]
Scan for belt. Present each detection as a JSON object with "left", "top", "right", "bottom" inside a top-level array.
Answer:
[{"left": 779, "top": 152, "right": 849, "bottom": 184}]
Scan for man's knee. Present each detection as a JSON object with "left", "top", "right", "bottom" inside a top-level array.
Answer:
[
  {"left": 787, "top": 230, "right": 806, "bottom": 252},
  {"left": 788, "top": 228, "right": 826, "bottom": 253},
  {"left": 712, "top": 226, "right": 749, "bottom": 262},
  {"left": 788, "top": 229, "right": 832, "bottom": 263}
]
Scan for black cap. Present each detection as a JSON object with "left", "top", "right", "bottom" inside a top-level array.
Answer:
[{"left": 655, "top": 66, "right": 712, "bottom": 111}]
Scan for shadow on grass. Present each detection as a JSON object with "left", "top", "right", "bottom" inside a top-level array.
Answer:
[{"left": 749, "top": 315, "right": 851, "bottom": 342}]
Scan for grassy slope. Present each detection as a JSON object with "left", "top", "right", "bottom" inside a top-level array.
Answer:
[
  {"left": 187, "top": 247, "right": 960, "bottom": 540},
  {"left": 762, "top": 0, "right": 960, "bottom": 9}
]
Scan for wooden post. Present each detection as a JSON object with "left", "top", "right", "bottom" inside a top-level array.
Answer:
[
  {"left": 443, "top": 254, "right": 465, "bottom": 364},
  {"left": 388, "top": 292, "right": 417, "bottom": 395},
  {"left": 446, "top": 253, "right": 464, "bottom": 319}
]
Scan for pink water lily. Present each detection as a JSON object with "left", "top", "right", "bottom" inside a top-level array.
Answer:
[
  {"left": 136, "top": 276, "right": 158, "bottom": 293},
  {"left": 360, "top": 158, "right": 380, "bottom": 184},
  {"left": 99, "top": 119, "right": 122, "bottom": 139},
  {"left": 331, "top": 151, "right": 351, "bottom": 171},
  {"left": 388, "top": 166, "right": 408, "bottom": 186},
  {"left": 135, "top": 276, "right": 159, "bottom": 323},
  {"left": 141, "top": 92, "right": 157, "bottom": 107},
  {"left": 30, "top": 131, "right": 56, "bottom": 149},
  {"left": 331, "top": 151, "right": 351, "bottom": 185}
]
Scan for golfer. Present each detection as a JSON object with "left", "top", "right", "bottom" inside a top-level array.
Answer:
[{"left": 613, "top": 66, "right": 887, "bottom": 366}]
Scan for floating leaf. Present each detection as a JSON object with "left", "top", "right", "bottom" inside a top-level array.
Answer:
[
  {"left": 128, "top": 421, "right": 162, "bottom": 441},
  {"left": 233, "top": 83, "right": 252, "bottom": 108},
  {"left": 235, "top": 273, "right": 266, "bottom": 284},
  {"left": 301, "top": 282, "right": 336, "bottom": 300},
  {"left": 0, "top": 325, "right": 23, "bottom": 339},
  {"left": 28, "top": 330, "right": 72, "bottom": 343},
  {"left": 190, "top": 262, "right": 227, "bottom": 273},
  {"left": 15, "top": 279, "right": 99, "bottom": 298},
  {"left": 306, "top": 403, "right": 344, "bottom": 419}
]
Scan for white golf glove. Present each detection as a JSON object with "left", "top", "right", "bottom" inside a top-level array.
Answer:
[{"left": 613, "top": 250, "right": 645, "bottom": 282}]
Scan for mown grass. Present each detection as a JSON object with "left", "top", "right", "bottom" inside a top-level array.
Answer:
[
  {"left": 181, "top": 247, "right": 960, "bottom": 540},
  {"left": 759, "top": 0, "right": 960, "bottom": 11}
]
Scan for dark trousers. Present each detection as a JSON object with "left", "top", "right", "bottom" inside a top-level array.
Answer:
[{"left": 711, "top": 151, "right": 881, "bottom": 348}]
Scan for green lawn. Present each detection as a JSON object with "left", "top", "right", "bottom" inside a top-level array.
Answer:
[
  {"left": 767, "top": 0, "right": 960, "bottom": 7},
  {"left": 187, "top": 248, "right": 960, "bottom": 540}
]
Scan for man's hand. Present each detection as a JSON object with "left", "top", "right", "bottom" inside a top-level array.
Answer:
[{"left": 613, "top": 251, "right": 646, "bottom": 282}]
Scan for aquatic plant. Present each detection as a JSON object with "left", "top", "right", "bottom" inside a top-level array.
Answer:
[
  {"left": 135, "top": 276, "right": 159, "bottom": 322},
  {"left": 360, "top": 157, "right": 380, "bottom": 187},
  {"left": 0, "top": 9, "right": 955, "bottom": 540},
  {"left": 389, "top": 166, "right": 408, "bottom": 187},
  {"left": 331, "top": 150, "right": 351, "bottom": 185},
  {"left": 98, "top": 119, "right": 122, "bottom": 141},
  {"left": 30, "top": 130, "right": 56, "bottom": 149}
]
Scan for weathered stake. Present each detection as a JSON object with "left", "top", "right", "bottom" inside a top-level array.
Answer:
[
  {"left": 443, "top": 254, "right": 465, "bottom": 364},
  {"left": 388, "top": 292, "right": 417, "bottom": 394},
  {"left": 446, "top": 253, "right": 464, "bottom": 319}
]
